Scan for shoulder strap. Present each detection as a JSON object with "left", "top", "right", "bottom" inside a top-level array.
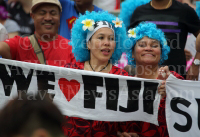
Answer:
[{"left": 29, "top": 34, "right": 46, "bottom": 64}]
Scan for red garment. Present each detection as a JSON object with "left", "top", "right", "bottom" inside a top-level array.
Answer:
[
  {"left": 115, "top": 0, "right": 120, "bottom": 10},
  {"left": 119, "top": 71, "right": 184, "bottom": 137},
  {"left": 4, "top": 35, "right": 75, "bottom": 66},
  {"left": 63, "top": 62, "right": 128, "bottom": 137}
]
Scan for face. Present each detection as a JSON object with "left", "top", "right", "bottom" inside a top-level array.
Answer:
[
  {"left": 31, "top": 4, "right": 60, "bottom": 38},
  {"left": 87, "top": 27, "right": 116, "bottom": 63},
  {"left": 132, "top": 36, "right": 161, "bottom": 66},
  {"left": 74, "top": 0, "right": 93, "bottom": 6}
]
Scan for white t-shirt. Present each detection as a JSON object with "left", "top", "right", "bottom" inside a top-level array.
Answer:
[{"left": 4, "top": 19, "right": 20, "bottom": 34}]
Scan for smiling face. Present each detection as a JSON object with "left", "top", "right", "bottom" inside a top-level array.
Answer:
[
  {"left": 87, "top": 27, "right": 116, "bottom": 63},
  {"left": 132, "top": 36, "right": 161, "bottom": 66},
  {"left": 31, "top": 3, "right": 60, "bottom": 39}
]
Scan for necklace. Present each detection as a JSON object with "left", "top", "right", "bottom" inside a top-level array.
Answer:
[
  {"left": 89, "top": 60, "right": 110, "bottom": 72},
  {"left": 151, "top": 0, "right": 172, "bottom": 9}
]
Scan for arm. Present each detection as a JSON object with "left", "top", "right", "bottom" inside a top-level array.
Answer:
[
  {"left": 0, "top": 42, "right": 12, "bottom": 59},
  {"left": 195, "top": 31, "right": 200, "bottom": 51},
  {"left": 184, "top": 49, "right": 192, "bottom": 61},
  {"left": 186, "top": 30, "right": 200, "bottom": 80},
  {"left": 8, "top": 32, "right": 19, "bottom": 38},
  {"left": 185, "top": 1, "right": 200, "bottom": 80}
]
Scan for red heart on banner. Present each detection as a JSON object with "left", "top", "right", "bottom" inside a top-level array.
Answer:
[{"left": 58, "top": 78, "right": 80, "bottom": 102}]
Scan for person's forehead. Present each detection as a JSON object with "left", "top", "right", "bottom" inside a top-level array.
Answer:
[
  {"left": 91, "top": 28, "right": 114, "bottom": 39},
  {"left": 95, "top": 28, "right": 114, "bottom": 34},
  {"left": 138, "top": 37, "right": 159, "bottom": 43}
]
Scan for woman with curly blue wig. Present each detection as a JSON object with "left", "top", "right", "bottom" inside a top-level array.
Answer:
[
  {"left": 63, "top": 11, "right": 129, "bottom": 136},
  {"left": 126, "top": 22, "right": 170, "bottom": 67},
  {"left": 118, "top": 22, "right": 184, "bottom": 137},
  {"left": 68, "top": 11, "right": 128, "bottom": 67}
]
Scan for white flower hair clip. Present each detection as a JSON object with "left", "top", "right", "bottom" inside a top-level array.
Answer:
[
  {"left": 112, "top": 17, "right": 123, "bottom": 28},
  {"left": 81, "top": 19, "right": 95, "bottom": 31},
  {"left": 128, "top": 28, "right": 136, "bottom": 38}
]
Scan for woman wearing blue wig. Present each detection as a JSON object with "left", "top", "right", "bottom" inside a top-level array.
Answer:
[
  {"left": 63, "top": 11, "right": 129, "bottom": 136},
  {"left": 118, "top": 22, "right": 184, "bottom": 137}
]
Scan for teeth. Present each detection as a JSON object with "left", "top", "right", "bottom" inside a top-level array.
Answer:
[
  {"left": 144, "top": 54, "right": 153, "bottom": 56},
  {"left": 102, "top": 49, "right": 110, "bottom": 52},
  {"left": 44, "top": 24, "right": 52, "bottom": 25}
]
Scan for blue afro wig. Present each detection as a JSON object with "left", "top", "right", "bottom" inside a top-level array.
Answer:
[
  {"left": 119, "top": 0, "right": 150, "bottom": 29},
  {"left": 70, "top": 11, "right": 128, "bottom": 64},
  {"left": 196, "top": 1, "right": 200, "bottom": 19},
  {"left": 126, "top": 22, "right": 170, "bottom": 66}
]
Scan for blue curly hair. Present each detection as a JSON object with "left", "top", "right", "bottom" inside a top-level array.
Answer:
[
  {"left": 119, "top": 0, "right": 150, "bottom": 29},
  {"left": 196, "top": 1, "right": 200, "bottom": 19},
  {"left": 70, "top": 11, "right": 128, "bottom": 64},
  {"left": 126, "top": 22, "right": 170, "bottom": 66}
]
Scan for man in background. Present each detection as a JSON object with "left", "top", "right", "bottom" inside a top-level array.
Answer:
[
  {"left": 0, "top": 0, "right": 74, "bottom": 66},
  {"left": 59, "top": 0, "right": 102, "bottom": 39}
]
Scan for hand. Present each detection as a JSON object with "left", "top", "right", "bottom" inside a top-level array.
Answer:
[
  {"left": 158, "top": 81, "right": 166, "bottom": 99},
  {"left": 186, "top": 63, "right": 199, "bottom": 80},
  {"left": 117, "top": 131, "right": 139, "bottom": 137},
  {"left": 157, "top": 66, "right": 171, "bottom": 80},
  {"left": 184, "top": 49, "right": 193, "bottom": 61}
]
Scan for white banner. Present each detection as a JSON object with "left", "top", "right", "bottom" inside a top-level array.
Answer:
[
  {"left": 0, "top": 58, "right": 161, "bottom": 125},
  {"left": 166, "top": 75, "right": 200, "bottom": 137}
]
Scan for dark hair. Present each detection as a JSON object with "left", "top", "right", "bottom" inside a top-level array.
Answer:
[{"left": 0, "top": 94, "right": 64, "bottom": 137}]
